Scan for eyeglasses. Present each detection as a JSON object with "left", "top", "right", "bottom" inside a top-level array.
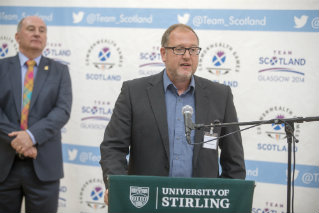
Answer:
[{"left": 164, "top": 46, "right": 201, "bottom": 55}]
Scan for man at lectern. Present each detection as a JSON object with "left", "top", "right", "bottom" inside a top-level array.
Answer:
[{"left": 100, "top": 23, "right": 246, "bottom": 204}]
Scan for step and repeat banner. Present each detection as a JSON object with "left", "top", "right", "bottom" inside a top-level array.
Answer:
[{"left": 1, "top": 1, "right": 318, "bottom": 212}]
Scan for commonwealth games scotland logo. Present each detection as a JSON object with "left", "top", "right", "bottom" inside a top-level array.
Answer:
[
  {"left": 79, "top": 178, "right": 106, "bottom": 210},
  {"left": 257, "top": 106, "right": 300, "bottom": 140},
  {"left": 198, "top": 42, "right": 240, "bottom": 88},
  {"left": 198, "top": 42, "right": 240, "bottom": 76},
  {"left": 130, "top": 186, "right": 149, "bottom": 208},
  {"left": 86, "top": 39, "right": 123, "bottom": 70},
  {"left": 0, "top": 35, "right": 18, "bottom": 58},
  {"left": 0, "top": 43, "right": 8, "bottom": 57}
]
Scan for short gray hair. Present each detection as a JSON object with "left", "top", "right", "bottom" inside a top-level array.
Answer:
[
  {"left": 17, "top": 17, "right": 25, "bottom": 32},
  {"left": 16, "top": 16, "right": 47, "bottom": 32}
]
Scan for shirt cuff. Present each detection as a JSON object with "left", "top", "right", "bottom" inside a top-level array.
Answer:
[{"left": 26, "top": 129, "right": 36, "bottom": 145}]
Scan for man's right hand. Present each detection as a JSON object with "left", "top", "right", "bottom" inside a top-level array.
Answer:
[{"left": 104, "top": 189, "right": 109, "bottom": 205}]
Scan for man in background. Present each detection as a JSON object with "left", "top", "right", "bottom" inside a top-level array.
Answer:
[
  {"left": 100, "top": 24, "right": 245, "bottom": 204},
  {"left": 0, "top": 16, "right": 72, "bottom": 213}
]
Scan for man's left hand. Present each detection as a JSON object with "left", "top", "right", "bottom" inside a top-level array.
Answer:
[{"left": 23, "top": 146, "right": 38, "bottom": 159}]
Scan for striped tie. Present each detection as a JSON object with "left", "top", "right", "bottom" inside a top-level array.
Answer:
[{"left": 20, "top": 60, "right": 36, "bottom": 130}]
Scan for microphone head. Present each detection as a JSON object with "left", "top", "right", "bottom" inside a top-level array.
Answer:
[{"left": 182, "top": 105, "right": 193, "bottom": 114}]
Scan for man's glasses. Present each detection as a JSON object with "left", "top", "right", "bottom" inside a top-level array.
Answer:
[{"left": 164, "top": 46, "right": 201, "bottom": 55}]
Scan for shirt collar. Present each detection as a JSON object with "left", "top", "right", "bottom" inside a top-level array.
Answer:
[
  {"left": 18, "top": 52, "right": 42, "bottom": 67},
  {"left": 163, "top": 70, "right": 195, "bottom": 94}
]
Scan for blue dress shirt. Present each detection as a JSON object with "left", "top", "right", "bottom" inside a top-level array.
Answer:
[{"left": 163, "top": 70, "right": 195, "bottom": 178}]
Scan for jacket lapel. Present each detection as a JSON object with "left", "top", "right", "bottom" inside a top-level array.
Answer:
[
  {"left": 146, "top": 71, "right": 170, "bottom": 160},
  {"left": 9, "top": 55, "right": 23, "bottom": 117},
  {"left": 193, "top": 76, "right": 210, "bottom": 165},
  {"left": 29, "top": 56, "right": 50, "bottom": 110}
]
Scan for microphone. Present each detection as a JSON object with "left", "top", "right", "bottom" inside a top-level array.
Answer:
[{"left": 182, "top": 105, "right": 194, "bottom": 144}]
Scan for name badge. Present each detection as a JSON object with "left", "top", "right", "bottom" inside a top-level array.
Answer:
[
  {"left": 203, "top": 127, "right": 218, "bottom": 150},
  {"left": 203, "top": 135, "right": 218, "bottom": 150}
]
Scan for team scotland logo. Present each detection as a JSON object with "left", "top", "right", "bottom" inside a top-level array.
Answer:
[
  {"left": 130, "top": 186, "right": 149, "bottom": 208},
  {"left": 43, "top": 42, "right": 71, "bottom": 65},
  {"left": 80, "top": 100, "right": 113, "bottom": 130},
  {"left": 253, "top": 201, "right": 285, "bottom": 213},
  {"left": 139, "top": 46, "right": 164, "bottom": 76},
  {"left": 258, "top": 50, "right": 306, "bottom": 83}
]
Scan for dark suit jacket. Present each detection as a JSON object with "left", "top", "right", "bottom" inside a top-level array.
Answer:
[
  {"left": 100, "top": 71, "right": 245, "bottom": 186},
  {"left": 0, "top": 54, "right": 72, "bottom": 182}
]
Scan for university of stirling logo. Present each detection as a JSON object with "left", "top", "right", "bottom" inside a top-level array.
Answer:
[{"left": 130, "top": 186, "right": 149, "bottom": 208}]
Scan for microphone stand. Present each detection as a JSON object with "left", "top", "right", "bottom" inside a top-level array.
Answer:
[{"left": 192, "top": 116, "right": 319, "bottom": 213}]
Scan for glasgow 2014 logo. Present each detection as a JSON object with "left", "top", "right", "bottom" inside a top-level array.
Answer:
[{"left": 257, "top": 50, "right": 306, "bottom": 83}]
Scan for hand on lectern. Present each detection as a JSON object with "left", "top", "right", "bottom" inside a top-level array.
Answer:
[{"left": 104, "top": 189, "right": 109, "bottom": 205}]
